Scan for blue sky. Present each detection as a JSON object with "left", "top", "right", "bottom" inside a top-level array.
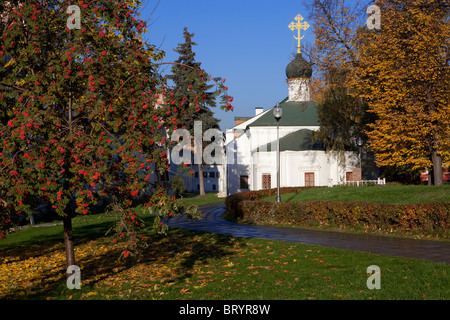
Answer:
[{"left": 141, "top": 0, "right": 317, "bottom": 131}]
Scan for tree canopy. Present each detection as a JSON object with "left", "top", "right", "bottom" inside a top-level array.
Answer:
[
  {"left": 351, "top": 0, "right": 449, "bottom": 184},
  {"left": 305, "top": 0, "right": 449, "bottom": 184},
  {"left": 0, "top": 1, "right": 232, "bottom": 263},
  {"left": 167, "top": 27, "right": 229, "bottom": 196}
]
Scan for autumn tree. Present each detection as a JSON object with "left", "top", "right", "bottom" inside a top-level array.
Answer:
[
  {"left": 167, "top": 27, "right": 228, "bottom": 196},
  {"left": 304, "top": 0, "right": 374, "bottom": 161},
  {"left": 0, "top": 1, "right": 232, "bottom": 265},
  {"left": 351, "top": 0, "right": 450, "bottom": 185}
]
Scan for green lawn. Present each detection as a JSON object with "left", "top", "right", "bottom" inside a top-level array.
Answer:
[
  {"left": 1, "top": 187, "right": 449, "bottom": 300},
  {"left": 1, "top": 219, "right": 449, "bottom": 300},
  {"left": 1, "top": 208, "right": 449, "bottom": 300},
  {"left": 263, "top": 185, "right": 450, "bottom": 204},
  {"left": 178, "top": 192, "right": 225, "bottom": 206},
  {"left": 86, "top": 233, "right": 450, "bottom": 300}
]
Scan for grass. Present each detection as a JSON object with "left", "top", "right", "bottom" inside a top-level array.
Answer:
[
  {"left": 1, "top": 208, "right": 449, "bottom": 300},
  {"left": 263, "top": 185, "right": 450, "bottom": 204},
  {"left": 178, "top": 192, "right": 225, "bottom": 206},
  {"left": 1, "top": 187, "right": 448, "bottom": 300}
]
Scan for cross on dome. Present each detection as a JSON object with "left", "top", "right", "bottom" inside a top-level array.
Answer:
[{"left": 288, "top": 14, "right": 310, "bottom": 54}]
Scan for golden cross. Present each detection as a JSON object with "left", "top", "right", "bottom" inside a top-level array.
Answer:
[{"left": 289, "top": 14, "right": 310, "bottom": 54}]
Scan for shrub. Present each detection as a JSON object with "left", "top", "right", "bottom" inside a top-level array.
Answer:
[
  {"left": 225, "top": 189, "right": 450, "bottom": 238},
  {"left": 225, "top": 187, "right": 318, "bottom": 217}
]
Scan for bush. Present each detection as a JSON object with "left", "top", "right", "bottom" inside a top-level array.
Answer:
[
  {"left": 225, "top": 187, "right": 318, "bottom": 217},
  {"left": 225, "top": 189, "right": 450, "bottom": 238}
]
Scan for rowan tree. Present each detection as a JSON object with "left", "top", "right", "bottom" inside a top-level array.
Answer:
[
  {"left": 0, "top": 1, "right": 232, "bottom": 265},
  {"left": 351, "top": 0, "right": 450, "bottom": 185}
]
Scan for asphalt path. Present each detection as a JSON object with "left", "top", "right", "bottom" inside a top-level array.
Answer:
[{"left": 164, "top": 203, "right": 450, "bottom": 264}]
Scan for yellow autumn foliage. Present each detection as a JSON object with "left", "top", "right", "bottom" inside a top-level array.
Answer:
[
  {"left": 0, "top": 241, "right": 120, "bottom": 298},
  {"left": 350, "top": 0, "right": 450, "bottom": 171}
]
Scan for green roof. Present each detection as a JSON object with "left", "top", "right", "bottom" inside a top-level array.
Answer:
[
  {"left": 252, "top": 129, "right": 325, "bottom": 152},
  {"left": 248, "top": 100, "right": 319, "bottom": 127}
]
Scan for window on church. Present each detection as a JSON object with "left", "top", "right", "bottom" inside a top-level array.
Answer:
[
  {"left": 262, "top": 174, "right": 271, "bottom": 190},
  {"left": 346, "top": 172, "right": 353, "bottom": 182},
  {"left": 240, "top": 175, "right": 249, "bottom": 189},
  {"left": 305, "top": 172, "right": 315, "bottom": 187},
  {"left": 209, "top": 172, "right": 215, "bottom": 178}
]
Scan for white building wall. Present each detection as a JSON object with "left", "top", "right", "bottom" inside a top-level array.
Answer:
[
  {"left": 222, "top": 120, "right": 359, "bottom": 195},
  {"left": 243, "top": 150, "right": 359, "bottom": 191},
  {"left": 287, "top": 78, "right": 311, "bottom": 102}
]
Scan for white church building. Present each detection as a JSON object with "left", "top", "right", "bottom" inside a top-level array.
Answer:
[{"left": 219, "top": 52, "right": 360, "bottom": 196}]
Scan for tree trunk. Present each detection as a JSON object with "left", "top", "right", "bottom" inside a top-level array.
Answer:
[
  {"left": 431, "top": 150, "right": 443, "bottom": 186},
  {"left": 63, "top": 214, "right": 76, "bottom": 268},
  {"left": 198, "top": 163, "right": 206, "bottom": 196}
]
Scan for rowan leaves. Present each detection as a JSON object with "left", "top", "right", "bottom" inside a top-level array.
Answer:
[{"left": 0, "top": 1, "right": 230, "bottom": 261}]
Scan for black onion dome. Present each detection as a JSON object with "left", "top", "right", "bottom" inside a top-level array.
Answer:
[{"left": 286, "top": 53, "right": 312, "bottom": 79}]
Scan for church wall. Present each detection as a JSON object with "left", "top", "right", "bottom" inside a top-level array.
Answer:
[
  {"left": 287, "top": 78, "right": 311, "bottom": 102},
  {"left": 285, "top": 151, "right": 329, "bottom": 187},
  {"left": 246, "top": 150, "right": 359, "bottom": 191},
  {"left": 224, "top": 131, "right": 360, "bottom": 194},
  {"left": 225, "top": 137, "right": 253, "bottom": 195}
]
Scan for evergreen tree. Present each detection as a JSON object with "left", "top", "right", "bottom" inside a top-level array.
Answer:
[{"left": 167, "top": 27, "right": 223, "bottom": 196}]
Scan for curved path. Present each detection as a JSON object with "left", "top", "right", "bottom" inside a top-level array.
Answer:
[{"left": 164, "top": 203, "right": 450, "bottom": 264}]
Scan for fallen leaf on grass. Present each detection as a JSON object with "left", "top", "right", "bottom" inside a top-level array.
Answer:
[{"left": 180, "top": 288, "right": 190, "bottom": 294}]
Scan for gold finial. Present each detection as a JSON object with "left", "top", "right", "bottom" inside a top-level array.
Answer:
[{"left": 289, "top": 14, "right": 310, "bottom": 54}]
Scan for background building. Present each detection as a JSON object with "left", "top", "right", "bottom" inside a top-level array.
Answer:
[{"left": 221, "top": 52, "right": 359, "bottom": 196}]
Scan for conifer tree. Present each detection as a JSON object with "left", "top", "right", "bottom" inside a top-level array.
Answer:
[{"left": 167, "top": 27, "right": 225, "bottom": 196}]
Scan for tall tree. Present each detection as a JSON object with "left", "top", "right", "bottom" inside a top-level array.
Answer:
[
  {"left": 304, "top": 0, "right": 374, "bottom": 161},
  {"left": 167, "top": 27, "right": 226, "bottom": 196},
  {"left": 351, "top": 0, "right": 450, "bottom": 185},
  {"left": 0, "top": 1, "right": 231, "bottom": 265},
  {"left": 312, "top": 67, "right": 374, "bottom": 161}
]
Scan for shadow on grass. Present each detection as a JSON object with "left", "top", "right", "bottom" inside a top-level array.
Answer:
[
  {"left": 282, "top": 192, "right": 300, "bottom": 202},
  {"left": 0, "top": 212, "right": 245, "bottom": 299},
  {"left": 124, "top": 227, "right": 245, "bottom": 286},
  {"left": 0, "top": 216, "right": 116, "bottom": 263},
  {"left": 174, "top": 232, "right": 240, "bottom": 282},
  {"left": 263, "top": 192, "right": 301, "bottom": 203}
]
